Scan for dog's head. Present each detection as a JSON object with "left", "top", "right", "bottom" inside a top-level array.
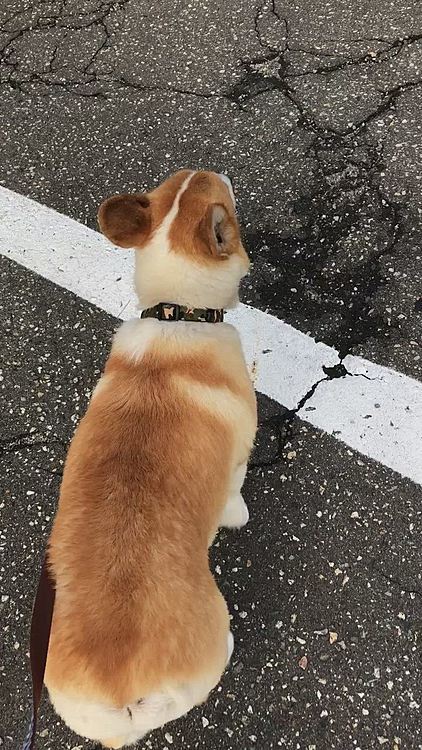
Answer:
[{"left": 97, "top": 170, "right": 250, "bottom": 310}]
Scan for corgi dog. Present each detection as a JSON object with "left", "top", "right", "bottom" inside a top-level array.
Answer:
[{"left": 44, "top": 170, "right": 257, "bottom": 748}]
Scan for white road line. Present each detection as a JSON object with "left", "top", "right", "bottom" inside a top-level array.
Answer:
[{"left": 1, "top": 185, "right": 421, "bottom": 486}]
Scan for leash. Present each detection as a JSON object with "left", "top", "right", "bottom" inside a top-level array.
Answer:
[{"left": 22, "top": 556, "right": 55, "bottom": 750}]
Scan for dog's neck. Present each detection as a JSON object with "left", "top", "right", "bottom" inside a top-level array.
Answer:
[{"left": 134, "top": 241, "right": 245, "bottom": 311}]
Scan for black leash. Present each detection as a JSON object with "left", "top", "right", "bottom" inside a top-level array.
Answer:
[{"left": 22, "top": 556, "right": 55, "bottom": 750}]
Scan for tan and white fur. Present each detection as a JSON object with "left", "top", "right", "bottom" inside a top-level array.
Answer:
[{"left": 45, "top": 170, "right": 257, "bottom": 748}]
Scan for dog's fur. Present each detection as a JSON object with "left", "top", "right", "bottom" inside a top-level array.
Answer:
[{"left": 44, "top": 170, "right": 257, "bottom": 748}]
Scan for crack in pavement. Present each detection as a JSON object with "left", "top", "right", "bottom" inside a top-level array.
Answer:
[
  {"left": 285, "top": 32, "right": 422, "bottom": 79},
  {"left": 372, "top": 564, "right": 422, "bottom": 600},
  {"left": 0, "top": 0, "right": 238, "bottom": 103},
  {"left": 0, "top": 431, "right": 67, "bottom": 456},
  {"left": 250, "top": 354, "right": 379, "bottom": 470},
  {"left": 115, "top": 75, "right": 226, "bottom": 102},
  {"left": 2, "top": 0, "right": 421, "bottom": 119},
  {"left": 0, "top": 0, "right": 131, "bottom": 95},
  {"left": 229, "top": 5, "right": 422, "bottom": 137},
  {"left": 253, "top": 0, "right": 286, "bottom": 54},
  {"left": 249, "top": 380, "right": 327, "bottom": 471}
]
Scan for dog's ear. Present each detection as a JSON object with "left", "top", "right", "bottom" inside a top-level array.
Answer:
[
  {"left": 196, "top": 203, "right": 235, "bottom": 259},
  {"left": 97, "top": 193, "right": 151, "bottom": 248}
]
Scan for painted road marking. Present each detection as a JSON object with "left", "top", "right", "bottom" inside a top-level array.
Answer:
[{"left": 1, "top": 185, "right": 421, "bottom": 485}]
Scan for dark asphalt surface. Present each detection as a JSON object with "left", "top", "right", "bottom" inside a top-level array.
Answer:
[
  {"left": 1, "top": 0, "right": 422, "bottom": 378},
  {"left": 1, "top": 1, "right": 422, "bottom": 749}
]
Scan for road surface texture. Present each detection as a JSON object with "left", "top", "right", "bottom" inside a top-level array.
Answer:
[{"left": 1, "top": 1, "right": 422, "bottom": 749}]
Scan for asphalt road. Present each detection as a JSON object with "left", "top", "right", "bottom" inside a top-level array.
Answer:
[{"left": 1, "top": 1, "right": 422, "bottom": 749}]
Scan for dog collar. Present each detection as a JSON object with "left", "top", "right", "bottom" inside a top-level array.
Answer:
[{"left": 140, "top": 303, "right": 225, "bottom": 323}]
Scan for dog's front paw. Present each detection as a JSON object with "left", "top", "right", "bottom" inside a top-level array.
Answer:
[
  {"left": 237, "top": 496, "right": 249, "bottom": 527},
  {"left": 221, "top": 494, "right": 249, "bottom": 529}
]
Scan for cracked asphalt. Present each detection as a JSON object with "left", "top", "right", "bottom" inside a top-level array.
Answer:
[{"left": 1, "top": 1, "right": 422, "bottom": 749}]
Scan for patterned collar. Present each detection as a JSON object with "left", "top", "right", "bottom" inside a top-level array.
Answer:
[{"left": 140, "top": 303, "right": 225, "bottom": 323}]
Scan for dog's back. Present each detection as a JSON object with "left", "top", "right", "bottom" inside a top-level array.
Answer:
[{"left": 44, "top": 170, "right": 257, "bottom": 748}]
